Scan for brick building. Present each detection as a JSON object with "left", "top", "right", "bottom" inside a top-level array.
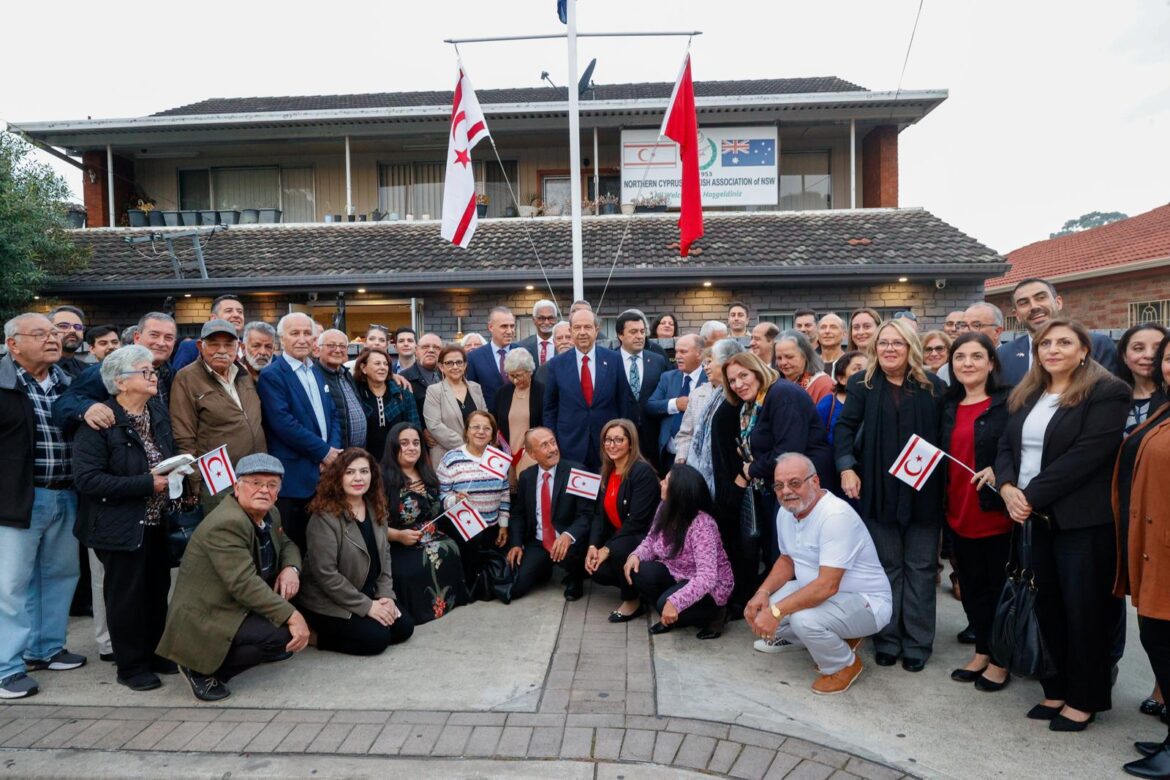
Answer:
[{"left": 985, "top": 203, "right": 1170, "bottom": 332}]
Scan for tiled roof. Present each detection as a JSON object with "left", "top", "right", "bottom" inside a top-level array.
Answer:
[
  {"left": 150, "top": 77, "right": 868, "bottom": 117},
  {"left": 985, "top": 203, "right": 1170, "bottom": 291},
  {"left": 53, "top": 209, "right": 1004, "bottom": 294}
]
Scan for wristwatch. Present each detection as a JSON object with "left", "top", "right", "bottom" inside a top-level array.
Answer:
[{"left": 770, "top": 604, "right": 782, "bottom": 619}]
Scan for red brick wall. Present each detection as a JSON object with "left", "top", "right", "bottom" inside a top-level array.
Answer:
[
  {"left": 862, "top": 126, "right": 898, "bottom": 208},
  {"left": 988, "top": 266, "right": 1170, "bottom": 330},
  {"left": 81, "top": 151, "right": 134, "bottom": 228}
]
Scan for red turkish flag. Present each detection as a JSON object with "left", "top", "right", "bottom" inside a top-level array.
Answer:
[{"left": 660, "top": 54, "right": 703, "bottom": 257}]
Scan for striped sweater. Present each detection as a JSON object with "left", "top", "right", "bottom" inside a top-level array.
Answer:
[{"left": 437, "top": 445, "right": 511, "bottom": 528}]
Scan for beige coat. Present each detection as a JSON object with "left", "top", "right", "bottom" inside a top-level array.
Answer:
[
  {"left": 296, "top": 503, "right": 396, "bottom": 619},
  {"left": 423, "top": 379, "right": 485, "bottom": 466}
]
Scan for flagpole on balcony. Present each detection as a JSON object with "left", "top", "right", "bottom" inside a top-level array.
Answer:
[{"left": 566, "top": 0, "right": 584, "bottom": 302}]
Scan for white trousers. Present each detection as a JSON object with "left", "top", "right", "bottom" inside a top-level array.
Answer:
[{"left": 771, "top": 580, "right": 880, "bottom": 675}]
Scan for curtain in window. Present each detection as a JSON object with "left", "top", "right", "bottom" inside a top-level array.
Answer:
[
  {"left": 411, "top": 162, "right": 445, "bottom": 219},
  {"left": 484, "top": 161, "right": 518, "bottom": 216},
  {"left": 377, "top": 163, "right": 410, "bottom": 218},
  {"left": 212, "top": 168, "right": 280, "bottom": 211},
  {"left": 279, "top": 168, "right": 314, "bottom": 223},
  {"left": 779, "top": 152, "right": 831, "bottom": 211}
]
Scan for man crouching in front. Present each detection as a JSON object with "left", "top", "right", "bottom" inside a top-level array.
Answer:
[
  {"left": 157, "top": 453, "right": 310, "bottom": 701},
  {"left": 744, "top": 453, "right": 892, "bottom": 695}
]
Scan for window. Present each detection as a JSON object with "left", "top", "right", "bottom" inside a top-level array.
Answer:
[
  {"left": 178, "top": 170, "right": 210, "bottom": 211},
  {"left": 177, "top": 166, "right": 315, "bottom": 221},
  {"left": 1130, "top": 299, "right": 1170, "bottom": 327},
  {"left": 758, "top": 312, "right": 796, "bottom": 331},
  {"left": 378, "top": 161, "right": 518, "bottom": 218},
  {"left": 779, "top": 151, "right": 831, "bottom": 211}
]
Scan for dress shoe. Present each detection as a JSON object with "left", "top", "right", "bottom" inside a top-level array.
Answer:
[
  {"left": 608, "top": 605, "right": 645, "bottom": 623},
  {"left": 1142, "top": 699, "right": 1166, "bottom": 716},
  {"left": 695, "top": 607, "right": 726, "bottom": 640},
  {"left": 1049, "top": 712, "right": 1095, "bottom": 732},
  {"left": 1136, "top": 741, "right": 1170, "bottom": 758},
  {"left": 563, "top": 578, "right": 584, "bottom": 602},
  {"left": 1124, "top": 745, "right": 1170, "bottom": 778},
  {"left": 648, "top": 621, "right": 672, "bottom": 635},
  {"left": 974, "top": 672, "right": 1011, "bottom": 692},
  {"left": 956, "top": 626, "right": 977, "bottom": 645},
  {"left": 812, "top": 653, "right": 864, "bottom": 695},
  {"left": 874, "top": 652, "right": 899, "bottom": 667},
  {"left": 117, "top": 672, "right": 161, "bottom": 692},
  {"left": 950, "top": 667, "right": 987, "bottom": 683},
  {"left": 1026, "top": 703, "right": 1063, "bottom": 720},
  {"left": 902, "top": 657, "right": 926, "bottom": 673},
  {"left": 99, "top": 653, "right": 115, "bottom": 663}
]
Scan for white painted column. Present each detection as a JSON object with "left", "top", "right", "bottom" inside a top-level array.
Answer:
[
  {"left": 106, "top": 144, "right": 115, "bottom": 227},
  {"left": 566, "top": 0, "right": 584, "bottom": 301},
  {"left": 593, "top": 126, "right": 599, "bottom": 215},
  {"left": 849, "top": 119, "right": 856, "bottom": 209},
  {"left": 345, "top": 135, "right": 354, "bottom": 217}
]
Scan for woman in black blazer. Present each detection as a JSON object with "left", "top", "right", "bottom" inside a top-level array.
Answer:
[
  {"left": 995, "top": 319, "right": 1130, "bottom": 732},
  {"left": 586, "top": 419, "right": 660, "bottom": 622},
  {"left": 834, "top": 319, "right": 946, "bottom": 673}
]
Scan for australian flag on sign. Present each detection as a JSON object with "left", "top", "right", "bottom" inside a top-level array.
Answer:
[{"left": 721, "top": 138, "right": 775, "bottom": 167}]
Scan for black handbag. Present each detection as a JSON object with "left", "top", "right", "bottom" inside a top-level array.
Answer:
[
  {"left": 990, "top": 518, "right": 1056, "bottom": 679},
  {"left": 468, "top": 544, "right": 516, "bottom": 604},
  {"left": 165, "top": 500, "right": 205, "bottom": 568}
]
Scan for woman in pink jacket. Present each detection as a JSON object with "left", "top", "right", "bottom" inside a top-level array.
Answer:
[{"left": 624, "top": 464, "right": 734, "bottom": 640}]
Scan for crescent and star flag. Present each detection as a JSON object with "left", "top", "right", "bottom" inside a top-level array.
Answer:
[
  {"left": 565, "top": 467, "right": 602, "bottom": 499},
  {"left": 440, "top": 62, "right": 491, "bottom": 249},
  {"left": 660, "top": 52, "right": 703, "bottom": 257},
  {"left": 478, "top": 445, "right": 512, "bottom": 480},
  {"left": 448, "top": 500, "right": 489, "bottom": 542},
  {"left": 889, "top": 434, "right": 945, "bottom": 491},
  {"left": 197, "top": 444, "right": 237, "bottom": 496}
]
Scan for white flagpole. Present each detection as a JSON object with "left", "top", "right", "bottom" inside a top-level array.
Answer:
[{"left": 566, "top": 0, "right": 585, "bottom": 302}]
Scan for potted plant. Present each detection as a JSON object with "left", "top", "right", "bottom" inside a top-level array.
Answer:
[
  {"left": 634, "top": 193, "right": 670, "bottom": 213},
  {"left": 598, "top": 193, "right": 620, "bottom": 215},
  {"left": 62, "top": 204, "right": 86, "bottom": 229},
  {"left": 258, "top": 208, "right": 282, "bottom": 223},
  {"left": 476, "top": 193, "right": 490, "bottom": 217},
  {"left": 162, "top": 210, "right": 182, "bottom": 227},
  {"left": 218, "top": 209, "right": 241, "bottom": 225},
  {"left": 199, "top": 210, "right": 219, "bottom": 225},
  {"left": 518, "top": 195, "right": 542, "bottom": 218},
  {"left": 127, "top": 196, "right": 154, "bottom": 227}
]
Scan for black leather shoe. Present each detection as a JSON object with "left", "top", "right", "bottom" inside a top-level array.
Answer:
[
  {"left": 956, "top": 626, "right": 977, "bottom": 645},
  {"left": 951, "top": 667, "right": 986, "bottom": 683},
  {"left": 117, "top": 672, "right": 161, "bottom": 692},
  {"left": 1027, "top": 704, "right": 1062, "bottom": 720},
  {"left": 99, "top": 653, "right": 115, "bottom": 663},
  {"left": 151, "top": 659, "right": 179, "bottom": 675},
  {"left": 874, "top": 652, "right": 899, "bottom": 667},
  {"left": 1142, "top": 699, "right": 1165, "bottom": 716},
  {"left": 608, "top": 605, "right": 645, "bottom": 623},
  {"left": 1136, "top": 741, "right": 1169, "bottom": 758},
  {"left": 974, "top": 672, "right": 1011, "bottom": 692},
  {"left": 648, "top": 622, "right": 672, "bottom": 635},
  {"left": 1049, "top": 712, "right": 1095, "bottom": 732},
  {"left": 1124, "top": 745, "right": 1170, "bottom": 778},
  {"left": 902, "top": 657, "right": 926, "bottom": 673},
  {"left": 563, "top": 578, "right": 584, "bottom": 602}
]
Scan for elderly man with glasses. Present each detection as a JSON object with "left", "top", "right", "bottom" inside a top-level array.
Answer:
[
  {"left": 158, "top": 453, "right": 309, "bottom": 702},
  {"left": 745, "top": 453, "right": 891, "bottom": 695}
]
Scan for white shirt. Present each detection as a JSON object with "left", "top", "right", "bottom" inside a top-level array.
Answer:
[
  {"left": 775, "top": 491, "right": 892, "bottom": 627},
  {"left": 1018, "top": 392, "right": 1061, "bottom": 490},
  {"left": 282, "top": 351, "right": 328, "bottom": 438},
  {"left": 574, "top": 346, "right": 597, "bottom": 381},
  {"left": 667, "top": 366, "right": 704, "bottom": 415}
]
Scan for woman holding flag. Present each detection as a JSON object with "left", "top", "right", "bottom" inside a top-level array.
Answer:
[
  {"left": 939, "top": 332, "right": 1013, "bottom": 692},
  {"left": 834, "top": 318, "right": 946, "bottom": 673},
  {"left": 995, "top": 319, "right": 1130, "bottom": 732}
]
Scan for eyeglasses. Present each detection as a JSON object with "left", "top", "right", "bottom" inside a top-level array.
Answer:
[
  {"left": 467, "top": 424, "right": 493, "bottom": 433},
  {"left": 966, "top": 322, "right": 992, "bottom": 331},
  {"left": 923, "top": 346, "right": 948, "bottom": 355},
  {"left": 442, "top": 359, "right": 465, "bottom": 367},
  {"left": 322, "top": 343, "right": 348, "bottom": 351},
  {"left": 14, "top": 330, "right": 61, "bottom": 342},
  {"left": 603, "top": 437, "right": 628, "bottom": 446},
  {"left": 118, "top": 368, "right": 159, "bottom": 380},
  {"left": 876, "top": 340, "right": 908, "bottom": 350},
  {"left": 953, "top": 322, "right": 971, "bottom": 332},
  {"left": 54, "top": 323, "right": 85, "bottom": 332},
  {"left": 773, "top": 474, "right": 815, "bottom": 492},
  {"left": 506, "top": 371, "right": 529, "bottom": 381},
  {"left": 534, "top": 315, "right": 557, "bottom": 322},
  {"left": 239, "top": 478, "right": 281, "bottom": 492}
]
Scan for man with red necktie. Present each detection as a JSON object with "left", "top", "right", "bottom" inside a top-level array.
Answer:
[
  {"left": 505, "top": 427, "right": 594, "bottom": 602},
  {"left": 517, "top": 300, "right": 559, "bottom": 369}
]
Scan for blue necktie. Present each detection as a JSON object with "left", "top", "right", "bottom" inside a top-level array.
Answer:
[{"left": 681, "top": 373, "right": 692, "bottom": 397}]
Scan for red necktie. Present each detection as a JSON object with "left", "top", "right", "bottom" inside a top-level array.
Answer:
[
  {"left": 540, "top": 340, "right": 549, "bottom": 365},
  {"left": 541, "top": 472, "right": 555, "bottom": 553},
  {"left": 580, "top": 355, "right": 593, "bottom": 406}
]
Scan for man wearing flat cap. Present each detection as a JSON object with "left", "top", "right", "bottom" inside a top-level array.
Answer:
[
  {"left": 169, "top": 319, "right": 267, "bottom": 512},
  {"left": 158, "top": 453, "right": 309, "bottom": 702}
]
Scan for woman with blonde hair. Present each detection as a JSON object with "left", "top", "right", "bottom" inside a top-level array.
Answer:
[
  {"left": 835, "top": 317, "right": 946, "bottom": 672},
  {"left": 586, "top": 418, "right": 660, "bottom": 622}
]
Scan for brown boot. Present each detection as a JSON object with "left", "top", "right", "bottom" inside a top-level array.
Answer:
[{"left": 812, "top": 653, "right": 863, "bottom": 695}]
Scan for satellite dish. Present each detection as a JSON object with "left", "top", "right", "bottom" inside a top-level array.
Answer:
[{"left": 578, "top": 58, "right": 597, "bottom": 98}]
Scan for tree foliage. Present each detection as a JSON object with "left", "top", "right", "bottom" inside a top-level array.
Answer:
[
  {"left": 1050, "top": 210, "right": 1129, "bottom": 238},
  {"left": 0, "top": 131, "right": 89, "bottom": 320}
]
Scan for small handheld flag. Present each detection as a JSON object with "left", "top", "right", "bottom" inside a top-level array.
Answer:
[
  {"left": 197, "top": 444, "right": 237, "bottom": 496},
  {"left": 479, "top": 445, "right": 512, "bottom": 480},
  {"left": 565, "top": 467, "right": 602, "bottom": 499},
  {"left": 447, "top": 500, "right": 489, "bottom": 542},
  {"left": 889, "top": 435, "right": 944, "bottom": 491}
]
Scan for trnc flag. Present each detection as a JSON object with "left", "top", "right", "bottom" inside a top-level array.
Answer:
[
  {"left": 889, "top": 435, "right": 944, "bottom": 491},
  {"left": 659, "top": 53, "right": 703, "bottom": 257},
  {"left": 441, "top": 62, "right": 491, "bottom": 248},
  {"left": 197, "top": 444, "right": 237, "bottom": 496},
  {"left": 565, "top": 467, "right": 602, "bottom": 499},
  {"left": 478, "top": 445, "right": 512, "bottom": 480},
  {"left": 448, "top": 500, "right": 489, "bottom": 542},
  {"left": 720, "top": 138, "right": 776, "bottom": 167}
]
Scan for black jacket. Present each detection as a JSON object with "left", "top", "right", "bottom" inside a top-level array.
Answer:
[
  {"left": 0, "top": 355, "right": 72, "bottom": 529},
  {"left": 589, "top": 460, "right": 660, "bottom": 548},
  {"left": 941, "top": 387, "right": 1011, "bottom": 513},
  {"left": 495, "top": 380, "right": 545, "bottom": 446},
  {"left": 509, "top": 459, "right": 595, "bottom": 549},
  {"left": 746, "top": 379, "right": 834, "bottom": 486},
  {"left": 52, "top": 360, "right": 173, "bottom": 439},
  {"left": 995, "top": 376, "right": 1130, "bottom": 530},
  {"left": 73, "top": 398, "right": 176, "bottom": 551}
]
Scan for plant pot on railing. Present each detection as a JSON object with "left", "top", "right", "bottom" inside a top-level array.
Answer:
[
  {"left": 148, "top": 210, "right": 166, "bottom": 226},
  {"left": 128, "top": 209, "right": 149, "bottom": 227},
  {"left": 218, "top": 210, "right": 240, "bottom": 225},
  {"left": 240, "top": 209, "right": 259, "bottom": 224},
  {"left": 517, "top": 205, "right": 538, "bottom": 217},
  {"left": 199, "top": 210, "right": 219, "bottom": 225},
  {"left": 162, "top": 211, "right": 181, "bottom": 227},
  {"left": 635, "top": 205, "right": 668, "bottom": 213},
  {"left": 477, "top": 204, "right": 488, "bottom": 217},
  {"left": 600, "top": 203, "right": 618, "bottom": 215},
  {"left": 64, "top": 211, "right": 86, "bottom": 229},
  {"left": 180, "top": 211, "right": 199, "bottom": 226},
  {"left": 258, "top": 208, "right": 282, "bottom": 223}
]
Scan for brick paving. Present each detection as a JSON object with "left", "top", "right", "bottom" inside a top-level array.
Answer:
[{"left": 0, "top": 583, "right": 912, "bottom": 778}]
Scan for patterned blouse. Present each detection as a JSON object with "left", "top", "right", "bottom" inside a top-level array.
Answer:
[
  {"left": 436, "top": 446, "right": 511, "bottom": 528},
  {"left": 632, "top": 509, "right": 734, "bottom": 611},
  {"left": 125, "top": 407, "right": 165, "bottom": 526}
]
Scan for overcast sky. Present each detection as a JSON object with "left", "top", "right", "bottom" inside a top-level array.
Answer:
[{"left": 4, "top": 0, "right": 1168, "bottom": 254}]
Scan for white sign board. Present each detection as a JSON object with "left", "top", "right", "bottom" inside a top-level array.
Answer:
[{"left": 620, "top": 126, "right": 779, "bottom": 207}]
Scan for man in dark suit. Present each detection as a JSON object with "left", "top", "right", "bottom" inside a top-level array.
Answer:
[
  {"left": 543, "top": 309, "right": 623, "bottom": 471},
  {"left": 465, "top": 306, "right": 517, "bottom": 411},
  {"left": 535, "top": 321, "right": 573, "bottom": 387},
  {"left": 614, "top": 310, "right": 669, "bottom": 469},
  {"left": 256, "top": 312, "right": 343, "bottom": 554},
  {"left": 505, "top": 427, "right": 594, "bottom": 601},
  {"left": 400, "top": 332, "right": 443, "bottom": 443},
  {"left": 515, "top": 299, "right": 560, "bottom": 370},
  {"left": 996, "top": 278, "right": 1120, "bottom": 385},
  {"left": 646, "top": 333, "right": 706, "bottom": 471}
]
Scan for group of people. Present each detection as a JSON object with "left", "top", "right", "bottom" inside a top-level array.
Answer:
[{"left": 2, "top": 279, "right": 1169, "bottom": 778}]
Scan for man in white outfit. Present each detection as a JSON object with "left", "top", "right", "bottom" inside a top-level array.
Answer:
[{"left": 745, "top": 453, "right": 892, "bottom": 694}]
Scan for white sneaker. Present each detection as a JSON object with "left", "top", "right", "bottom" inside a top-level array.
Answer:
[{"left": 753, "top": 636, "right": 802, "bottom": 654}]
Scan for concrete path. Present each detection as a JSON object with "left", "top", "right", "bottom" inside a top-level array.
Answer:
[{"left": 0, "top": 576, "right": 1156, "bottom": 778}]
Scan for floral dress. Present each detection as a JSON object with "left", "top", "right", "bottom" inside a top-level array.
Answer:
[{"left": 388, "top": 480, "right": 467, "bottom": 624}]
